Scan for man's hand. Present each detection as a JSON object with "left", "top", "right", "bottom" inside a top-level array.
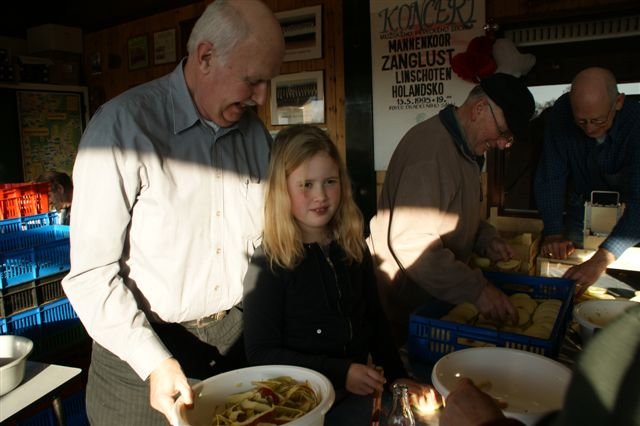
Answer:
[
  {"left": 564, "top": 248, "right": 615, "bottom": 297},
  {"left": 541, "top": 234, "right": 575, "bottom": 260},
  {"left": 345, "top": 363, "right": 386, "bottom": 396},
  {"left": 475, "top": 283, "right": 519, "bottom": 325},
  {"left": 485, "top": 237, "right": 515, "bottom": 262},
  {"left": 440, "top": 378, "right": 509, "bottom": 426},
  {"left": 149, "top": 357, "right": 193, "bottom": 424}
]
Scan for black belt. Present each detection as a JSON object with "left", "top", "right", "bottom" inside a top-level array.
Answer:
[{"left": 180, "top": 310, "right": 228, "bottom": 328}]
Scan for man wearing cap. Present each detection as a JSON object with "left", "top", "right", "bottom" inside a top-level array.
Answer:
[
  {"left": 534, "top": 67, "right": 640, "bottom": 295},
  {"left": 368, "top": 73, "right": 535, "bottom": 344}
]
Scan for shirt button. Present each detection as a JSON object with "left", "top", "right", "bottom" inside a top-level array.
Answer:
[
  {"left": 316, "top": 329, "right": 322, "bottom": 334},
  {"left": 214, "top": 285, "right": 219, "bottom": 291},
  {"left": 216, "top": 211, "right": 221, "bottom": 216},
  {"left": 216, "top": 248, "right": 222, "bottom": 254}
]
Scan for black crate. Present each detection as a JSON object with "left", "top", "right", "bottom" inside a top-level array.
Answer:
[
  {"left": 0, "top": 281, "right": 37, "bottom": 318},
  {"left": 36, "top": 273, "right": 67, "bottom": 304}
]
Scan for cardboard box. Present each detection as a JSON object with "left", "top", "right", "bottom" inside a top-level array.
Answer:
[{"left": 488, "top": 207, "right": 543, "bottom": 275}]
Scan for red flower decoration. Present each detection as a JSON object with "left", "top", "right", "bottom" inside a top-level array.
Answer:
[{"left": 451, "top": 35, "right": 497, "bottom": 83}]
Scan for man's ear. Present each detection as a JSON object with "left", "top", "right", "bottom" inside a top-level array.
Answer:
[
  {"left": 472, "top": 97, "right": 488, "bottom": 121},
  {"left": 615, "top": 93, "right": 625, "bottom": 111},
  {"left": 196, "top": 41, "right": 214, "bottom": 72}
]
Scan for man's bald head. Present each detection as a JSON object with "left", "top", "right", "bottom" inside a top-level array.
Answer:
[
  {"left": 571, "top": 67, "right": 619, "bottom": 106},
  {"left": 569, "top": 67, "right": 622, "bottom": 139}
]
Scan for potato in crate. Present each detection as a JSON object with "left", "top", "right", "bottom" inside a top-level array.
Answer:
[{"left": 408, "top": 271, "right": 575, "bottom": 363}]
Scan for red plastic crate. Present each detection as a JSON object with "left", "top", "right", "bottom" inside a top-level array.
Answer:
[{"left": 0, "top": 182, "right": 50, "bottom": 220}]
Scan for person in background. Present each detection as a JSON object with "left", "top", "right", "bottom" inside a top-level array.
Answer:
[
  {"left": 534, "top": 67, "right": 640, "bottom": 296},
  {"left": 37, "top": 170, "right": 73, "bottom": 225},
  {"left": 439, "top": 304, "right": 640, "bottom": 426},
  {"left": 61, "top": 1, "right": 284, "bottom": 424},
  {"left": 368, "top": 73, "right": 534, "bottom": 344},
  {"left": 242, "top": 125, "right": 432, "bottom": 426}
]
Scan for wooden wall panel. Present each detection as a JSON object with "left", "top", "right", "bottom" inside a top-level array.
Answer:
[
  {"left": 83, "top": 0, "right": 346, "bottom": 159},
  {"left": 265, "top": 0, "right": 345, "bottom": 158},
  {"left": 83, "top": 4, "right": 205, "bottom": 112}
]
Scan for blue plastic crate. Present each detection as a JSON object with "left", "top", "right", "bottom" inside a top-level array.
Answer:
[
  {"left": 17, "top": 406, "right": 56, "bottom": 426},
  {"left": 16, "top": 389, "right": 88, "bottom": 426},
  {"left": 0, "top": 212, "right": 60, "bottom": 235},
  {"left": 0, "top": 225, "right": 68, "bottom": 252},
  {"left": 0, "top": 225, "right": 70, "bottom": 289},
  {"left": 0, "top": 318, "right": 6, "bottom": 333},
  {"left": 408, "top": 271, "right": 575, "bottom": 363},
  {"left": 31, "top": 318, "right": 88, "bottom": 360},
  {"left": 40, "top": 298, "right": 77, "bottom": 324},
  {"left": 4, "top": 307, "right": 41, "bottom": 334},
  {"left": 62, "top": 388, "right": 89, "bottom": 426}
]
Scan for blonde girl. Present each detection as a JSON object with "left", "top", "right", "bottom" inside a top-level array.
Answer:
[{"left": 243, "top": 124, "right": 429, "bottom": 426}]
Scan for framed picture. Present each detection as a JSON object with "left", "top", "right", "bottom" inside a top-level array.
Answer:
[
  {"left": 276, "top": 5, "right": 322, "bottom": 62},
  {"left": 89, "top": 52, "right": 102, "bottom": 75},
  {"left": 270, "top": 70, "right": 324, "bottom": 125},
  {"left": 153, "top": 29, "right": 177, "bottom": 65},
  {"left": 128, "top": 35, "right": 149, "bottom": 70}
]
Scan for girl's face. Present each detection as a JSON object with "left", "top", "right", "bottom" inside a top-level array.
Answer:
[{"left": 286, "top": 151, "right": 341, "bottom": 243}]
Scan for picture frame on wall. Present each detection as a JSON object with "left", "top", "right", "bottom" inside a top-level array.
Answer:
[
  {"left": 275, "top": 5, "right": 322, "bottom": 62},
  {"left": 89, "top": 52, "right": 102, "bottom": 75},
  {"left": 270, "top": 70, "right": 324, "bottom": 125},
  {"left": 128, "top": 35, "right": 149, "bottom": 70},
  {"left": 153, "top": 29, "right": 177, "bottom": 65}
]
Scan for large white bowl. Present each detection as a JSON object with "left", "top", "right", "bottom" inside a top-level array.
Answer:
[
  {"left": 573, "top": 299, "right": 638, "bottom": 343},
  {"left": 0, "top": 335, "right": 34, "bottom": 396},
  {"left": 432, "top": 347, "right": 571, "bottom": 426},
  {"left": 172, "top": 365, "right": 335, "bottom": 426}
]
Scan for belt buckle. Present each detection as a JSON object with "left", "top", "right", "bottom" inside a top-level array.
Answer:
[
  {"left": 213, "top": 310, "right": 227, "bottom": 321},
  {"left": 195, "top": 310, "right": 227, "bottom": 327}
]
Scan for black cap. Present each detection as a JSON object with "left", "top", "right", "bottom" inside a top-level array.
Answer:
[{"left": 480, "top": 73, "right": 535, "bottom": 143}]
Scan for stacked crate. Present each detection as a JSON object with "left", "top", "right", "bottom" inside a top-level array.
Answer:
[
  {"left": 0, "top": 182, "right": 50, "bottom": 220},
  {"left": 0, "top": 211, "right": 84, "bottom": 359}
]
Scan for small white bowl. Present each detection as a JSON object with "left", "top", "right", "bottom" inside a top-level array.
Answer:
[
  {"left": 573, "top": 299, "right": 638, "bottom": 343},
  {"left": 432, "top": 347, "right": 571, "bottom": 426},
  {"left": 172, "top": 365, "right": 335, "bottom": 426},
  {"left": 0, "top": 335, "right": 34, "bottom": 395}
]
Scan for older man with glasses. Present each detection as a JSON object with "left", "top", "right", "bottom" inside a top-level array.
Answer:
[
  {"left": 368, "top": 73, "right": 535, "bottom": 344},
  {"left": 535, "top": 67, "right": 640, "bottom": 295}
]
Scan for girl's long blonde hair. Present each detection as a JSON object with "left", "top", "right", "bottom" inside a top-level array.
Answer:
[{"left": 263, "top": 125, "right": 365, "bottom": 270}]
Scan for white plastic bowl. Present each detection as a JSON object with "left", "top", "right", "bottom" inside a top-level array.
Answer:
[
  {"left": 0, "top": 335, "right": 34, "bottom": 396},
  {"left": 573, "top": 299, "right": 638, "bottom": 343},
  {"left": 432, "top": 347, "right": 571, "bottom": 426},
  {"left": 172, "top": 365, "right": 335, "bottom": 426}
]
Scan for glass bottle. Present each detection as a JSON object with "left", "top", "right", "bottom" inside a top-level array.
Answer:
[{"left": 386, "top": 383, "right": 415, "bottom": 426}]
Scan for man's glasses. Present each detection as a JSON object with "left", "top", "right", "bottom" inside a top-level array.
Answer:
[
  {"left": 575, "top": 100, "right": 617, "bottom": 128},
  {"left": 487, "top": 102, "right": 514, "bottom": 148}
]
